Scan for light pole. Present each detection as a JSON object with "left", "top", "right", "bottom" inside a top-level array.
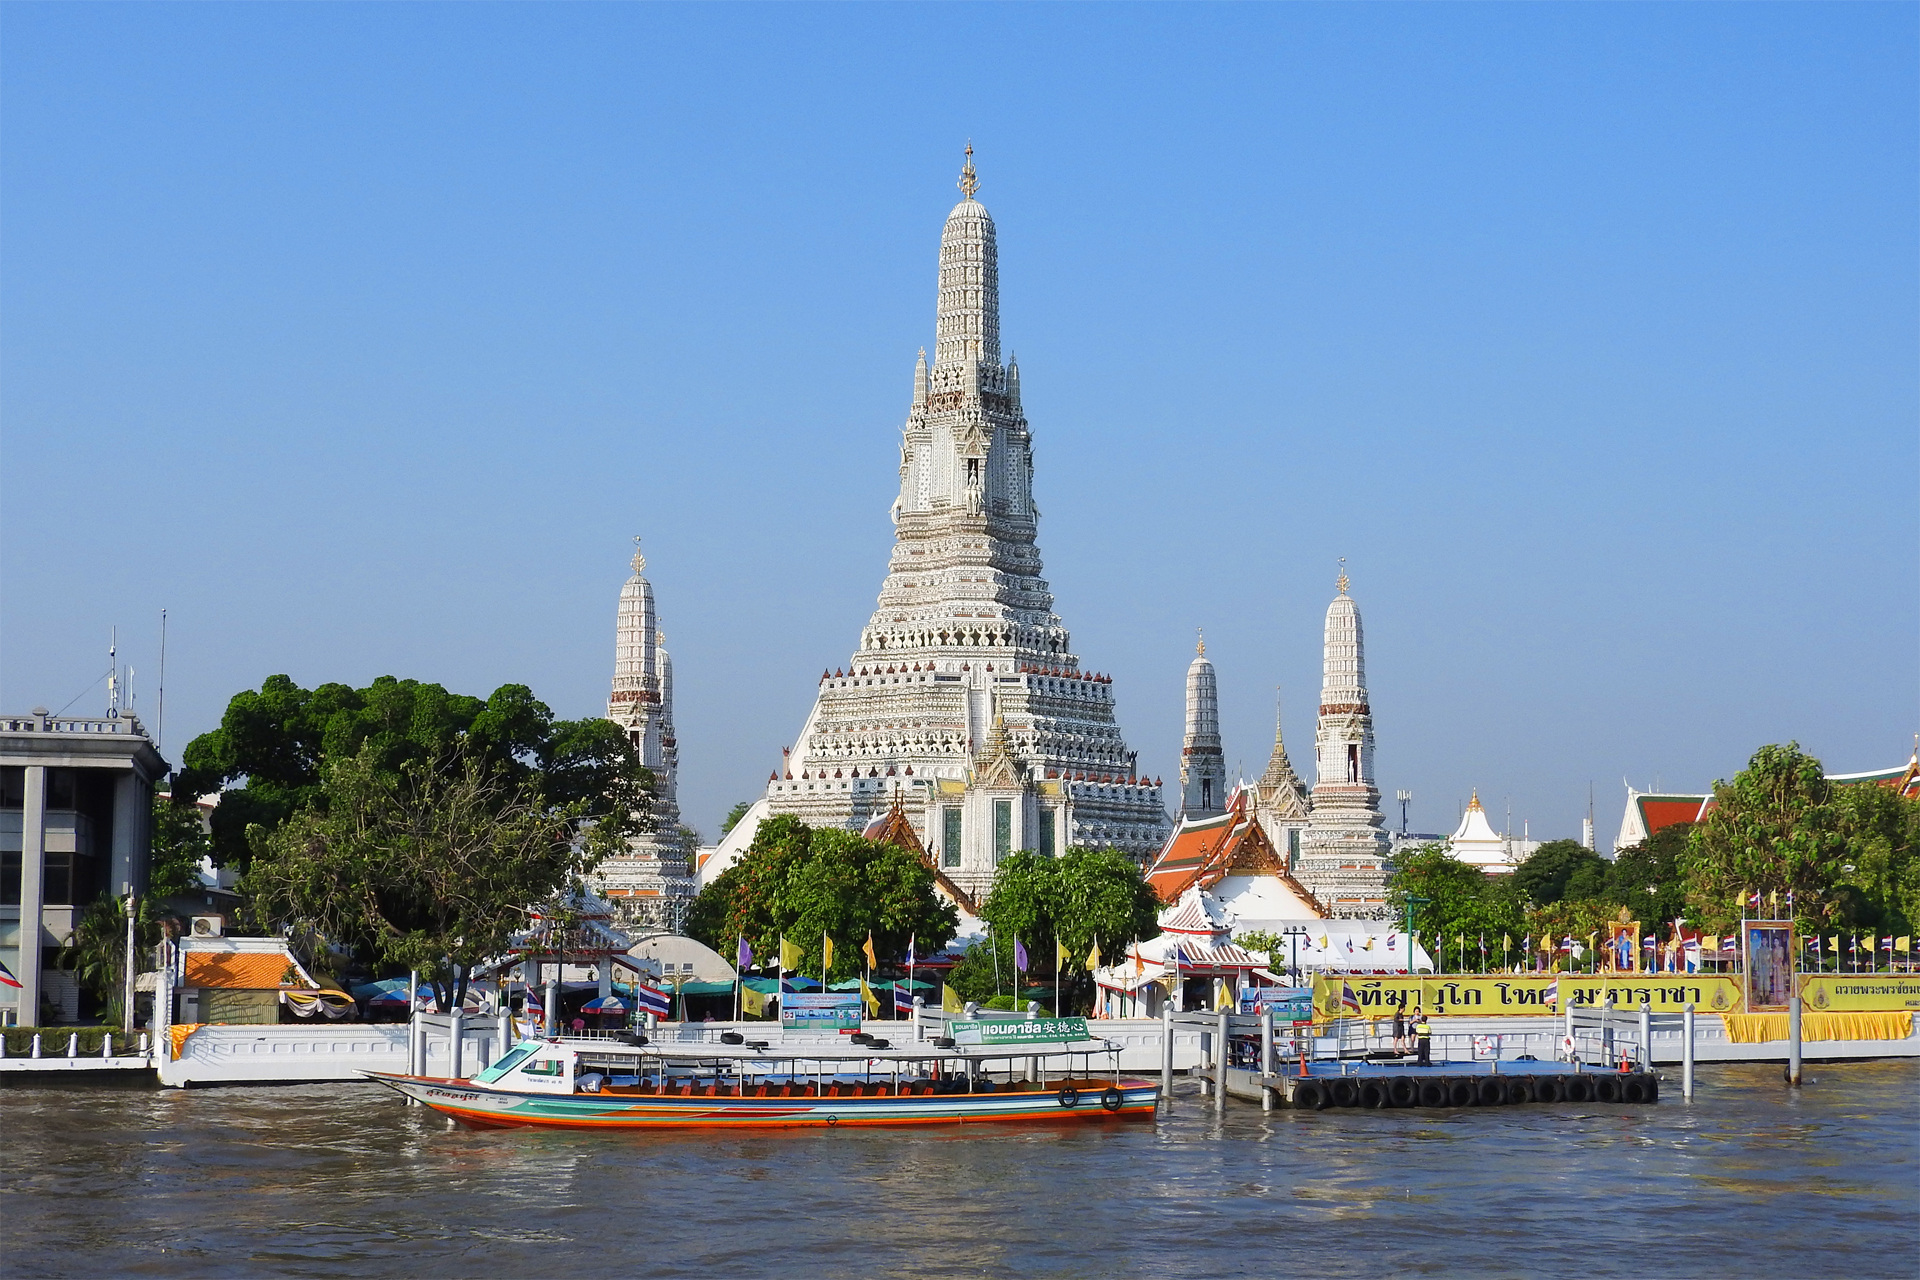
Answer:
[
  {"left": 1281, "top": 925, "right": 1308, "bottom": 984},
  {"left": 1403, "top": 896, "right": 1431, "bottom": 973},
  {"left": 1396, "top": 790, "right": 1412, "bottom": 836}
]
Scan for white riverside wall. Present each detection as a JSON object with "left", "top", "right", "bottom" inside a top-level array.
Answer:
[{"left": 157, "top": 1019, "right": 508, "bottom": 1088}]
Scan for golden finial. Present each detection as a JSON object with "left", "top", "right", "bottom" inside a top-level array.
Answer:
[
  {"left": 630, "top": 535, "right": 646, "bottom": 575},
  {"left": 1196, "top": 628, "right": 1205, "bottom": 657},
  {"left": 1336, "top": 557, "right": 1349, "bottom": 596},
  {"left": 958, "top": 141, "right": 978, "bottom": 201}
]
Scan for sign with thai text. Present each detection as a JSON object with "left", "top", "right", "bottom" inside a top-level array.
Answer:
[
  {"left": 1312, "top": 974, "right": 1746, "bottom": 1018},
  {"left": 949, "top": 1016, "right": 1090, "bottom": 1045},
  {"left": 1240, "top": 987, "right": 1313, "bottom": 1022},
  {"left": 780, "top": 992, "right": 862, "bottom": 1030},
  {"left": 1797, "top": 975, "right": 1920, "bottom": 1012}
]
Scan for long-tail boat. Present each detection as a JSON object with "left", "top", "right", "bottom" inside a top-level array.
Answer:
[{"left": 366, "top": 1018, "right": 1159, "bottom": 1130}]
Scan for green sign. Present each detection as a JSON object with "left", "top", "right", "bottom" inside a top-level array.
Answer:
[{"left": 949, "top": 1016, "right": 1090, "bottom": 1046}]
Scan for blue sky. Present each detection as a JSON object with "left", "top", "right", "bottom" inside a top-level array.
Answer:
[{"left": 4, "top": 4, "right": 1914, "bottom": 847}]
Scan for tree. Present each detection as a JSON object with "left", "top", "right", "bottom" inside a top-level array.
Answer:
[
  {"left": 243, "top": 743, "right": 615, "bottom": 1011},
  {"left": 1605, "top": 824, "right": 1691, "bottom": 934},
  {"left": 1680, "top": 743, "right": 1849, "bottom": 934},
  {"left": 1511, "top": 839, "right": 1608, "bottom": 907},
  {"left": 150, "top": 791, "right": 213, "bottom": 902},
  {"left": 1829, "top": 779, "right": 1920, "bottom": 937},
  {"left": 1387, "top": 844, "right": 1524, "bottom": 969},
  {"left": 720, "top": 801, "right": 754, "bottom": 837},
  {"left": 684, "top": 816, "right": 958, "bottom": 982},
  {"left": 176, "top": 675, "right": 649, "bottom": 870},
  {"left": 948, "top": 847, "right": 1162, "bottom": 1005}
]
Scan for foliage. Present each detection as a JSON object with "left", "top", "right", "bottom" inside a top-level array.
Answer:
[
  {"left": 1511, "top": 839, "right": 1608, "bottom": 907},
  {"left": 176, "top": 674, "right": 649, "bottom": 869},
  {"left": 57, "top": 895, "right": 142, "bottom": 1026},
  {"left": 1387, "top": 844, "right": 1525, "bottom": 966},
  {"left": 1232, "top": 930, "right": 1285, "bottom": 964},
  {"left": 1680, "top": 742, "right": 1849, "bottom": 934},
  {"left": 974, "top": 848, "right": 1161, "bottom": 971},
  {"left": 149, "top": 791, "right": 213, "bottom": 902},
  {"left": 242, "top": 743, "right": 604, "bottom": 1011},
  {"left": 1523, "top": 898, "right": 1626, "bottom": 959},
  {"left": 720, "top": 801, "right": 754, "bottom": 837},
  {"left": 1606, "top": 824, "right": 1691, "bottom": 933},
  {"left": 683, "top": 816, "right": 958, "bottom": 982},
  {"left": 1828, "top": 779, "right": 1920, "bottom": 937},
  {"left": 945, "top": 932, "right": 1016, "bottom": 1004}
]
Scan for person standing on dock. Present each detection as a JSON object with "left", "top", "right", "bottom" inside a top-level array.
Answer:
[
  {"left": 1392, "top": 1005, "right": 1407, "bottom": 1053},
  {"left": 1414, "top": 1009, "right": 1432, "bottom": 1066}
]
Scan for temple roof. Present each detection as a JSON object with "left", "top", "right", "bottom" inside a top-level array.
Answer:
[{"left": 1144, "top": 792, "right": 1329, "bottom": 916}]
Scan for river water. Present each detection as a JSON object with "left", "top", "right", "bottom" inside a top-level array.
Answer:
[{"left": 4, "top": 1061, "right": 1915, "bottom": 1278}]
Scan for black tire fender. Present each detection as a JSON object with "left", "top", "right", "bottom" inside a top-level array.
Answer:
[
  {"left": 1057, "top": 1087, "right": 1080, "bottom": 1109},
  {"left": 1621, "top": 1076, "right": 1648, "bottom": 1105},
  {"left": 1100, "top": 1086, "right": 1124, "bottom": 1112},
  {"left": 1475, "top": 1077, "right": 1505, "bottom": 1106},
  {"left": 1388, "top": 1078, "right": 1418, "bottom": 1107},
  {"left": 1331, "top": 1079, "right": 1361, "bottom": 1107},
  {"left": 1594, "top": 1074, "right": 1622, "bottom": 1104},
  {"left": 1536, "top": 1076, "right": 1565, "bottom": 1104},
  {"left": 1446, "top": 1078, "right": 1475, "bottom": 1107},
  {"left": 1417, "top": 1079, "right": 1447, "bottom": 1107},
  {"left": 1293, "top": 1080, "right": 1326, "bottom": 1110},
  {"left": 1359, "top": 1081, "right": 1389, "bottom": 1109}
]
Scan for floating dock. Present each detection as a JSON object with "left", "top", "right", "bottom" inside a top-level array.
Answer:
[{"left": 1224, "top": 1060, "right": 1659, "bottom": 1109}]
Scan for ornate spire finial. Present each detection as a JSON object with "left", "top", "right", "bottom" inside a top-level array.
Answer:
[
  {"left": 1196, "top": 628, "right": 1205, "bottom": 657},
  {"left": 1336, "top": 557, "right": 1349, "bottom": 596},
  {"left": 630, "top": 535, "right": 646, "bottom": 575},
  {"left": 958, "top": 141, "right": 978, "bottom": 201}
]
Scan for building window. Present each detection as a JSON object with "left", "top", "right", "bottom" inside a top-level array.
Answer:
[
  {"left": 994, "top": 801, "right": 1012, "bottom": 864},
  {"left": 1347, "top": 744, "right": 1359, "bottom": 782},
  {"left": 1202, "top": 778, "right": 1213, "bottom": 809},
  {"left": 1037, "top": 807, "right": 1055, "bottom": 858},
  {"left": 942, "top": 808, "right": 962, "bottom": 868},
  {"left": 1288, "top": 828, "right": 1301, "bottom": 869}
]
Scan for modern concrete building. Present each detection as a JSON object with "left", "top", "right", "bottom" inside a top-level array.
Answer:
[{"left": 1, "top": 710, "right": 168, "bottom": 1024}]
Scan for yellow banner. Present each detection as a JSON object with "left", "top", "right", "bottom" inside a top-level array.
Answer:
[
  {"left": 1312, "top": 974, "right": 1747, "bottom": 1018},
  {"left": 1797, "top": 975, "right": 1920, "bottom": 1013}
]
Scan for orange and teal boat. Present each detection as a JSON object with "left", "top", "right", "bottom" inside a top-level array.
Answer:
[{"left": 366, "top": 1019, "right": 1159, "bottom": 1130}]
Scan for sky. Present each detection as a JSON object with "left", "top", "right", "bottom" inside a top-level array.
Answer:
[{"left": 3, "top": 4, "right": 1915, "bottom": 849}]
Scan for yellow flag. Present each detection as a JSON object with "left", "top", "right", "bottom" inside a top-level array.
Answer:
[
  {"left": 1864, "top": 934, "right": 1876, "bottom": 953},
  {"left": 1768, "top": 890, "right": 1779, "bottom": 909},
  {"left": 741, "top": 984, "right": 767, "bottom": 1017},
  {"left": 861, "top": 976, "right": 879, "bottom": 1015},
  {"left": 1087, "top": 940, "right": 1102, "bottom": 970},
  {"left": 1702, "top": 935, "right": 1719, "bottom": 953},
  {"left": 862, "top": 932, "right": 878, "bottom": 969},
  {"left": 1829, "top": 936, "right": 1840, "bottom": 954},
  {"left": 1501, "top": 934, "right": 1511, "bottom": 950},
  {"left": 1898, "top": 936, "right": 1911, "bottom": 954},
  {"left": 779, "top": 936, "right": 802, "bottom": 970},
  {"left": 942, "top": 983, "right": 964, "bottom": 1013},
  {"left": 1056, "top": 939, "right": 1070, "bottom": 970},
  {"left": 1362, "top": 936, "right": 1374, "bottom": 950},
  {"left": 822, "top": 934, "right": 834, "bottom": 971}
]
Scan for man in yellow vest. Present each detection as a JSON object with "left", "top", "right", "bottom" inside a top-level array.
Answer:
[{"left": 1413, "top": 1008, "right": 1433, "bottom": 1067}]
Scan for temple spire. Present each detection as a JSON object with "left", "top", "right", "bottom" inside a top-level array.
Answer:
[
  {"left": 935, "top": 146, "right": 999, "bottom": 368},
  {"left": 1180, "top": 634, "right": 1226, "bottom": 818},
  {"left": 958, "top": 141, "right": 978, "bottom": 200}
]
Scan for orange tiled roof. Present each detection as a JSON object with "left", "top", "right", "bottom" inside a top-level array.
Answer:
[
  {"left": 1144, "top": 793, "right": 1329, "bottom": 918},
  {"left": 182, "top": 951, "right": 309, "bottom": 990}
]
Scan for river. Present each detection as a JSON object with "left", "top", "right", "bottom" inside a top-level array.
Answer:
[{"left": 3, "top": 1060, "right": 1914, "bottom": 1278}]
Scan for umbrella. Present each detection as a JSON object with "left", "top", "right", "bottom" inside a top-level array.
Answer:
[{"left": 580, "top": 995, "right": 630, "bottom": 1016}]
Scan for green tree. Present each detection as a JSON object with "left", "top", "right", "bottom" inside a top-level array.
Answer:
[
  {"left": 1605, "top": 824, "right": 1691, "bottom": 933},
  {"left": 1387, "top": 844, "right": 1524, "bottom": 970},
  {"left": 1829, "top": 780, "right": 1920, "bottom": 937},
  {"left": 176, "top": 675, "right": 648, "bottom": 869},
  {"left": 149, "top": 791, "right": 213, "bottom": 902},
  {"left": 683, "top": 816, "right": 958, "bottom": 982},
  {"left": 243, "top": 743, "right": 618, "bottom": 1011},
  {"left": 975, "top": 848, "right": 1161, "bottom": 972},
  {"left": 1680, "top": 743, "right": 1849, "bottom": 934},
  {"left": 719, "top": 801, "right": 754, "bottom": 837},
  {"left": 1511, "top": 839, "right": 1608, "bottom": 907}
]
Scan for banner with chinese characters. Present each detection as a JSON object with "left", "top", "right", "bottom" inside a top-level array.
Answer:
[{"left": 1312, "top": 974, "right": 1746, "bottom": 1019}]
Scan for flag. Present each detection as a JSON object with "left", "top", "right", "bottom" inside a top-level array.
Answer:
[
  {"left": 1864, "top": 934, "right": 1876, "bottom": 954},
  {"left": 862, "top": 933, "right": 878, "bottom": 969},
  {"left": 861, "top": 977, "right": 880, "bottom": 1016},
  {"left": 1387, "top": 933, "right": 1398, "bottom": 951},
  {"left": 1362, "top": 936, "right": 1374, "bottom": 951},
  {"left": 1316, "top": 932, "right": 1330, "bottom": 950},
  {"left": 1520, "top": 934, "right": 1531, "bottom": 951},
  {"left": 1768, "top": 890, "right": 1779, "bottom": 909},
  {"left": 741, "top": 984, "right": 768, "bottom": 1017},
  {"left": 1345, "top": 937, "right": 1355, "bottom": 953},
  {"left": 903, "top": 933, "right": 916, "bottom": 964},
  {"left": 780, "top": 936, "right": 802, "bottom": 970},
  {"left": 942, "top": 984, "right": 965, "bottom": 1013},
  {"left": 893, "top": 982, "right": 914, "bottom": 1014},
  {"left": 1014, "top": 937, "right": 1030, "bottom": 972},
  {"left": 0, "top": 958, "right": 21, "bottom": 989},
  {"left": 1542, "top": 977, "right": 1560, "bottom": 1008},
  {"left": 1703, "top": 935, "right": 1720, "bottom": 953},
  {"left": 1339, "top": 981, "right": 1361, "bottom": 1014},
  {"left": 634, "top": 983, "right": 671, "bottom": 1018},
  {"left": 1829, "top": 935, "right": 1841, "bottom": 955},
  {"left": 1172, "top": 943, "right": 1187, "bottom": 970},
  {"left": 822, "top": 934, "right": 834, "bottom": 971},
  {"left": 1899, "top": 937, "right": 1912, "bottom": 954},
  {"left": 737, "top": 936, "right": 753, "bottom": 969},
  {"left": 1087, "top": 940, "right": 1102, "bottom": 970},
  {"left": 1478, "top": 934, "right": 1487, "bottom": 953},
  {"left": 1057, "top": 939, "right": 1070, "bottom": 970}
]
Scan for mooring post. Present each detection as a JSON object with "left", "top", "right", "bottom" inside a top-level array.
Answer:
[
  {"left": 1682, "top": 1002, "right": 1695, "bottom": 1099},
  {"left": 1638, "top": 1000, "right": 1651, "bottom": 1071},
  {"left": 1787, "top": 991, "right": 1803, "bottom": 1087},
  {"left": 1215, "top": 1010, "right": 1229, "bottom": 1114},
  {"left": 1160, "top": 1005, "right": 1173, "bottom": 1104},
  {"left": 1260, "top": 1009, "right": 1275, "bottom": 1113},
  {"left": 449, "top": 1009, "right": 465, "bottom": 1080}
]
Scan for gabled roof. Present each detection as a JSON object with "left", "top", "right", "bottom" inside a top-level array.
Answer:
[
  {"left": 182, "top": 949, "right": 315, "bottom": 991},
  {"left": 865, "top": 792, "right": 978, "bottom": 916},
  {"left": 1143, "top": 792, "right": 1329, "bottom": 917}
]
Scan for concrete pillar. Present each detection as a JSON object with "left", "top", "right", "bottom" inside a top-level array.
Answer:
[
  {"left": 1682, "top": 1002, "right": 1695, "bottom": 1099},
  {"left": 598, "top": 957, "right": 613, "bottom": 999},
  {"left": 109, "top": 772, "right": 141, "bottom": 895},
  {"left": 449, "top": 1010, "right": 465, "bottom": 1080},
  {"left": 1215, "top": 1010, "right": 1228, "bottom": 1114},
  {"left": 1160, "top": 1005, "right": 1173, "bottom": 1104},
  {"left": 17, "top": 766, "right": 46, "bottom": 1025}
]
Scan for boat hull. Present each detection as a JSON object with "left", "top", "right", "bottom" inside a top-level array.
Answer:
[{"left": 367, "top": 1073, "right": 1160, "bottom": 1130}]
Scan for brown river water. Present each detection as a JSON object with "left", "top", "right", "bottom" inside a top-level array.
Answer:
[{"left": 3, "top": 1060, "right": 1915, "bottom": 1278}]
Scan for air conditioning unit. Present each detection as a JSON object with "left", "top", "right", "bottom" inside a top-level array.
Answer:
[{"left": 190, "top": 915, "right": 223, "bottom": 938}]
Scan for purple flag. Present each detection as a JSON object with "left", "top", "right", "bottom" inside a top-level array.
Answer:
[
  {"left": 1014, "top": 937, "right": 1029, "bottom": 971},
  {"left": 737, "top": 936, "right": 753, "bottom": 969}
]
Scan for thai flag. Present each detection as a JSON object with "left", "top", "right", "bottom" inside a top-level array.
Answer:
[
  {"left": 634, "top": 983, "right": 671, "bottom": 1018},
  {"left": 1542, "top": 977, "right": 1560, "bottom": 1008},
  {"left": 0, "top": 958, "right": 21, "bottom": 989},
  {"left": 893, "top": 983, "right": 914, "bottom": 1014},
  {"left": 1339, "top": 981, "right": 1361, "bottom": 1014}
]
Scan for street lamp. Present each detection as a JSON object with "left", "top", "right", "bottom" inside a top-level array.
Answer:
[
  {"left": 1403, "top": 896, "right": 1431, "bottom": 973},
  {"left": 1280, "top": 925, "right": 1308, "bottom": 983}
]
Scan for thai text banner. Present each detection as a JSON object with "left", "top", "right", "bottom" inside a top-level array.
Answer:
[
  {"left": 1313, "top": 975, "right": 1746, "bottom": 1018},
  {"left": 1796, "top": 976, "right": 1920, "bottom": 1012},
  {"left": 780, "top": 992, "right": 862, "bottom": 1029},
  {"left": 949, "top": 1017, "right": 1090, "bottom": 1045}
]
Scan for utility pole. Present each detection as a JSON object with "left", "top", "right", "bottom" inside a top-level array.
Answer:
[{"left": 1395, "top": 790, "right": 1411, "bottom": 835}]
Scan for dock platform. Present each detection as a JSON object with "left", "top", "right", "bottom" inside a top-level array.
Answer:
[{"left": 1224, "top": 1059, "right": 1659, "bottom": 1109}]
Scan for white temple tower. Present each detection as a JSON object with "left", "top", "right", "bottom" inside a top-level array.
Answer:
[
  {"left": 1179, "top": 634, "right": 1226, "bottom": 819},
  {"left": 598, "top": 540, "right": 693, "bottom": 927},
  {"left": 1299, "top": 566, "right": 1390, "bottom": 916},
  {"left": 715, "top": 149, "right": 1169, "bottom": 902}
]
